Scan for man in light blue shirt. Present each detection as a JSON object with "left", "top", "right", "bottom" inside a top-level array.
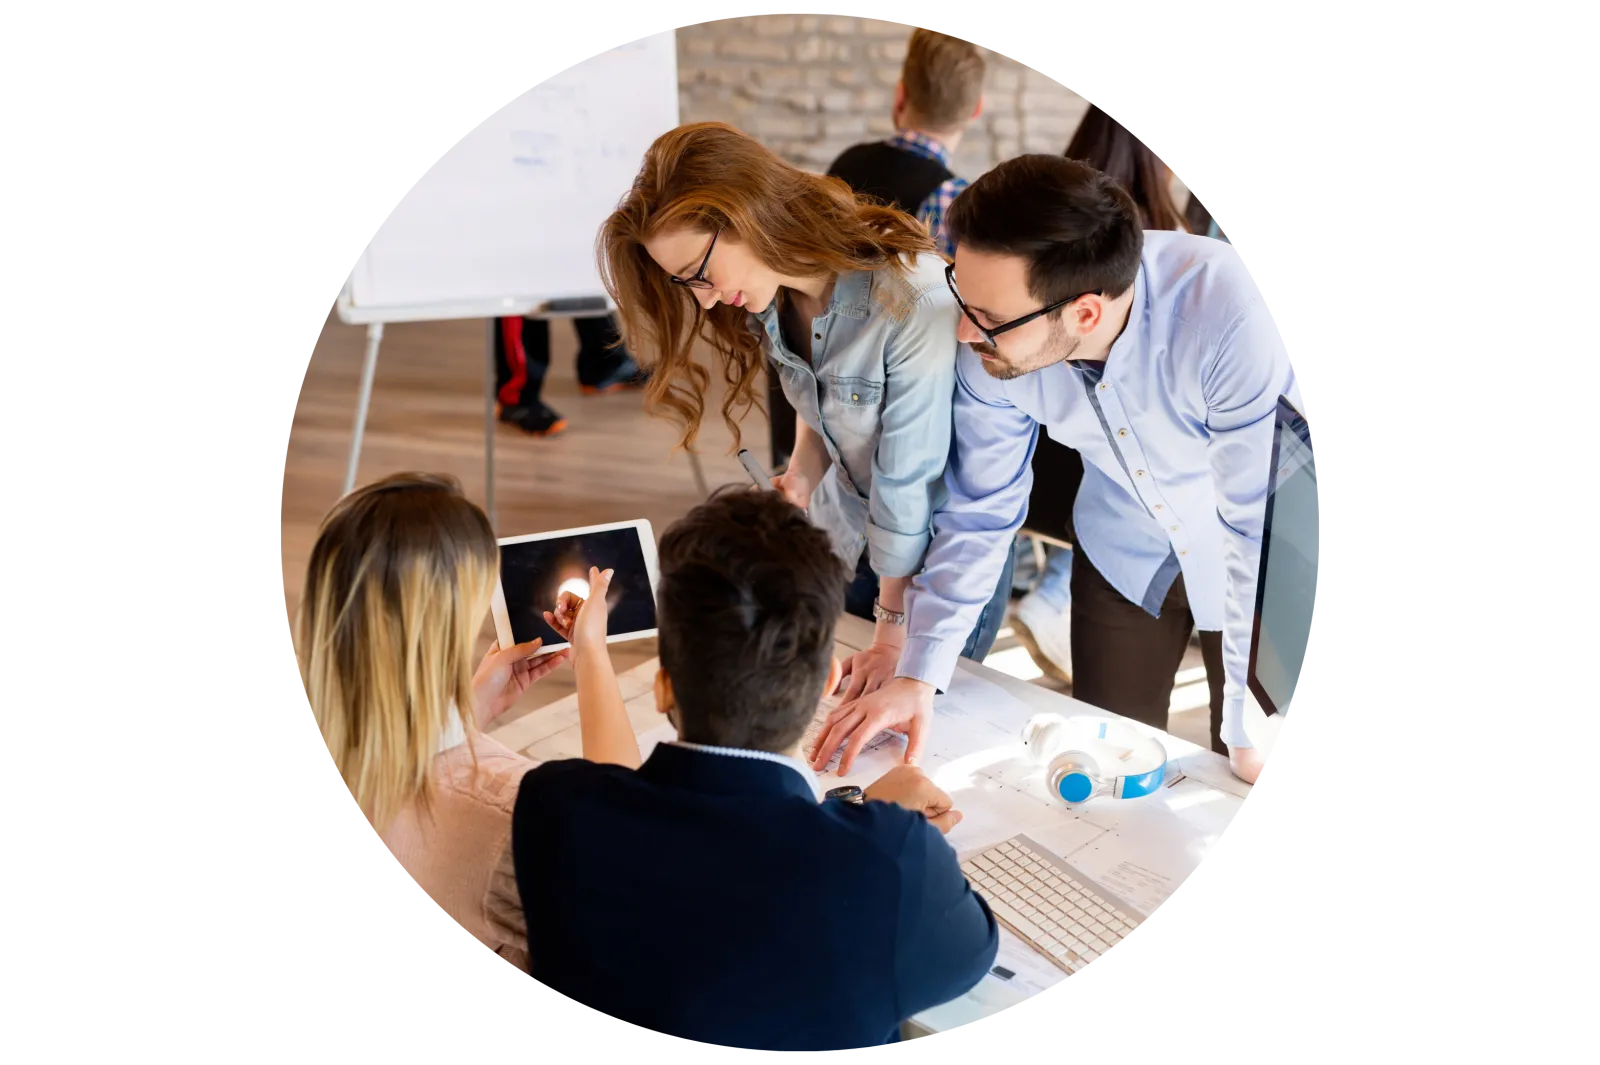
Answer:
[{"left": 809, "top": 155, "right": 1297, "bottom": 785}]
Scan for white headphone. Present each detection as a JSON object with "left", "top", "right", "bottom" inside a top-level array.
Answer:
[{"left": 1020, "top": 714, "right": 1169, "bottom": 806}]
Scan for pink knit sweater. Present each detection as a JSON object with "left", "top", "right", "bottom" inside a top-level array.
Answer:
[{"left": 379, "top": 734, "right": 532, "bottom": 970}]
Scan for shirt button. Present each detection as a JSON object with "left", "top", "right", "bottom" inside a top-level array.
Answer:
[
  {"left": 814, "top": 332, "right": 822, "bottom": 340},
  {"left": 851, "top": 393, "right": 860, "bottom": 401},
  {"left": 1170, "top": 525, "right": 1179, "bottom": 531},
  {"left": 1099, "top": 382, "right": 1109, "bottom": 391},
  {"left": 1135, "top": 470, "right": 1145, "bottom": 477},
  {"left": 1180, "top": 550, "right": 1188, "bottom": 557},
  {"left": 1117, "top": 428, "right": 1128, "bottom": 438},
  {"left": 1154, "top": 504, "right": 1163, "bottom": 511}
]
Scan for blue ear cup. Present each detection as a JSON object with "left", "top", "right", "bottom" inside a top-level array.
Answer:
[{"left": 1047, "top": 751, "right": 1101, "bottom": 806}]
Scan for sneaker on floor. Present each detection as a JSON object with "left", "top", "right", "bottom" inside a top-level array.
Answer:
[
  {"left": 498, "top": 400, "right": 568, "bottom": 437},
  {"left": 1011, "top": 591, "right": 1072, "bottom": 685},
  {"left": 579, "top": 351, "right": 649, "bottom": 395}
]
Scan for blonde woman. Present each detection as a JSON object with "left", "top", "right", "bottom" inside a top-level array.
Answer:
[{"left": 297, "top": 472, "right": 638, "bottom": 969}]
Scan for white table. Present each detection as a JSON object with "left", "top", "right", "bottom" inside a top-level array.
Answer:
[{"left": 488, "top": 613, "right": 1251, "bottom": 1035}]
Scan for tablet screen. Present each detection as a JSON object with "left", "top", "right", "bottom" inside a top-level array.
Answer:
[{"left": 498, "top": 527, "right": 657, "bottom": 646}]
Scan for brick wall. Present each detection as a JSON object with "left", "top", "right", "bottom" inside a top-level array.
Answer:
[{"left": 675, "top": 16, "right": 1090, "bottom": 180}]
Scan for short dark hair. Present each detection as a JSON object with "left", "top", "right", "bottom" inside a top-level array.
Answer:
[
  {"left": 656, "top": 489, "right": 846, "bottom": 752},
  {"left": 946, "top": 154, "right": 1144, "bottom": 306}
]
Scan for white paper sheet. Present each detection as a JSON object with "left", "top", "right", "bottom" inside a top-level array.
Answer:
[{"left": 1064, "top": 832, "right": 1193, "bottom": 917}]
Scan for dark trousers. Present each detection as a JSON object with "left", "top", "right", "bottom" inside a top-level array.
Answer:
[
  {"left": 1070, "top": 549, "right": 1228, "bottom": 755},
  {"left": 493, "top": 315, "right": 626, "bottom": 407},
  {"left": 843, "top": 548, "right": 1016, "bottom": 664}
]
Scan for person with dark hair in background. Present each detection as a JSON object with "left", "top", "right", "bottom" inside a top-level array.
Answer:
[
  {"left": 492, "top": 313, "right": 647, "bottom": 437},
  {"left": 810, "top": 154, "right": 1298, "bottom": 786}
]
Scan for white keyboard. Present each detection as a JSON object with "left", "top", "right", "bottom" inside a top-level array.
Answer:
[{"left": 961, "top": 834, "right": 1143, "bottom": 975}]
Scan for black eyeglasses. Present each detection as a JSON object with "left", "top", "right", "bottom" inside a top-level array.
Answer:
[
  {"left": 669, "top": 231, "right": 719, "bottom": 291},
  {"left": 944, "top": 262, "right": 1097, "bottom": 345}
]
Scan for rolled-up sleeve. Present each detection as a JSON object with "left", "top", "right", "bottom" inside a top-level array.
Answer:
[
  {"left": 1204, "top": 300, "right": 1297, "bottom": 749},
  {"left": 863, "top": 293, "right": 959, "bottom": 579}
]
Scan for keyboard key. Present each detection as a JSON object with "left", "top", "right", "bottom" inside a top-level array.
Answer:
[{"left": 988, "top": 898, "right": 1043, "bottom": 942}]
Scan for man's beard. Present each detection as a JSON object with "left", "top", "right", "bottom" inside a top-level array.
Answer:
[{"left": 973, "top": 323, "right": 1078, "bottom": 380}]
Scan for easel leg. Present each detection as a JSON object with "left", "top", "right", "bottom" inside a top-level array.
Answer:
[
  {"left": 343, "top": 322, "right": 384, "bottom": 497},
  {"left": 484, "top": 319, "right": 497, "bottom": 529}
]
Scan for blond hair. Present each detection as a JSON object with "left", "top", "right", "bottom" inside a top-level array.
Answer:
[
  {"left": 901, "top": 29, "right": 986, "bottom": 133},
  {"left": 296, "top": 473, "right": 499, "bottom": 829}
]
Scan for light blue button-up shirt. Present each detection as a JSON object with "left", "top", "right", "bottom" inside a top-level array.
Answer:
[
  {"left": 899, "top": 232, "right": 1299, "bottom": 748},
  {"left": 753, "top": 255, "right": 959, "bottom": 578}
]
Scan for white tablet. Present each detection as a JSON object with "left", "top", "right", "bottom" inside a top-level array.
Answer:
[{"left": 490, "top": 519, "right": 660, "bottom": 654}]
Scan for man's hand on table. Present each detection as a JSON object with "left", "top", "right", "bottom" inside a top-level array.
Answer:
[
  {"left": 810, "top": 676, "right": 935, "bottom": 775},
  {"left": 1228, "top": 744, "right": 1264, "bottom": 784},
  {"left": 864, "top": 764, "right": 961, "bottom": 834}
]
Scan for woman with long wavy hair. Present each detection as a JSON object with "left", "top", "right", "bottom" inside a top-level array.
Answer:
[{"left": 599, "top": 121, "right": 1013, "bottom": 711}]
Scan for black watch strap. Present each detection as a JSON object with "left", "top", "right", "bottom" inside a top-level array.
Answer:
[{"left": 826, "top": 785, "right": 866, "bottom": 805}]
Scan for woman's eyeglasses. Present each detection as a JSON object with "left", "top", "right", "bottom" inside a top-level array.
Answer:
[{"left": 669, "top": 231, "right": 719, "bottom": 291}]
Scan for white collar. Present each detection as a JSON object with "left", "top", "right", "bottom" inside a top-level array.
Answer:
[{"left": 668, "top": 741, "right": 823, "bottom": 802}]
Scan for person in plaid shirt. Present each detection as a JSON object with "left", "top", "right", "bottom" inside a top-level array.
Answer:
[
  {"left": 827, "top": 29, "right": 987, "bottom": 260},
  {"left": 889, "top": 129, "right": 969, "bottom": 261}
]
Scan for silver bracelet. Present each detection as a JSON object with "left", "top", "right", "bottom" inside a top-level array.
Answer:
[{"left": 872, "top": 598, "right": 906, "bottom": 626}]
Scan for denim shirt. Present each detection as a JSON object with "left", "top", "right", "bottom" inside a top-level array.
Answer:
[
  {"left": 900, "top": 232, "right": 1299, "bottom": 748},
  {"left": 752, "top": 255, "right": 958, "bottom": 578}
]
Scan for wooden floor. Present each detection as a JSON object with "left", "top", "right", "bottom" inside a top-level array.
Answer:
[{"left": 281, "top": 309, "right": 1210, "bottom": 747}]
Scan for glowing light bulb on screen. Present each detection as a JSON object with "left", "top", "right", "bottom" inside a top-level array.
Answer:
[{"left": 558, "top": 577, "right": 591, "bottom": 601}]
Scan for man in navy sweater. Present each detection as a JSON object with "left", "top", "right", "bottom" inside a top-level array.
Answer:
[{"left": 512, "top": 490, "right": 997, "bottom": 1049}]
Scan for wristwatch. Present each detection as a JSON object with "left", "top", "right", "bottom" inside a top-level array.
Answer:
[
  {"left": 872, "top": 598, "right": 906, "bottom": 626},
  {"left": 826, "top": 785, "right": 866, "bottom": 806}
]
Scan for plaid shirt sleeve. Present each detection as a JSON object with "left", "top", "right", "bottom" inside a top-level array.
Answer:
[{"left": 916, "top": 177, "right": 969, "bottom": 260}]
